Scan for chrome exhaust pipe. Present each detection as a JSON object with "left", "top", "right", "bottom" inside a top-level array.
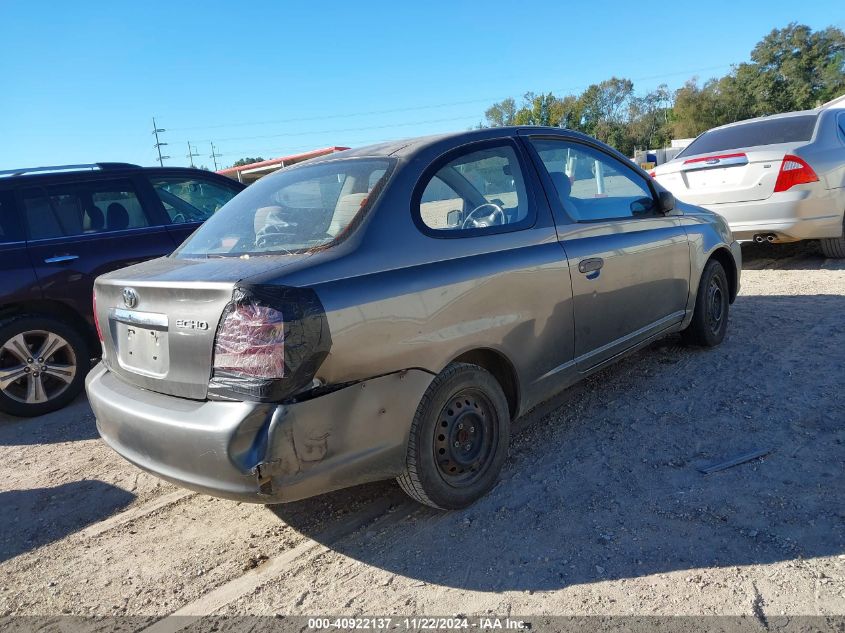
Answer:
[
  {"left": 766, "top": 234, "right": 776, "bottom": 243},
  {"left": 754, "top": 234, "right": 765, "bottom": 243}
]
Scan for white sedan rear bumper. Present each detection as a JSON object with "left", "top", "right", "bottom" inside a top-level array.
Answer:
[{"left": 699, "top": 189, "right": 844, "bottom": 242}]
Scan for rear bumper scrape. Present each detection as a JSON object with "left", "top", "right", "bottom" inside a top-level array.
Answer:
[
  {"left": 254, "top": 368, "right": 435, "bottom": 501},
  {"left": 87, "top": 365, "right": 434, "bottom": 504}
]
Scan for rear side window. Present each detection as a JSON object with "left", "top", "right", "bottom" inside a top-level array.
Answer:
[
  {"left": 21, "top": 179, "right": 149, "bottom": 240},
  {"left": 417, "top": 144, "right": 529, "bottom": 233},
  {"left": 0, "top": 190, "right": 23, "bottom": 243},
  {"left": 175, "top": 158, "right": 392, "bottom": 257},
  {"left": 678, "top": 115, "right": 818, "bottom": 158},
  {"left": 150, "top": 176, "right": 241, "bottom": 224}
]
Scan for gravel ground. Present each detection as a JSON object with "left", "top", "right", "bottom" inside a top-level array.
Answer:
[{"left": 1, "top": 241, "right": 843, "bottom": 624}]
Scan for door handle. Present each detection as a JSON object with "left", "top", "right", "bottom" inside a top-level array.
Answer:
[
  {"left": 43, "top": 254, "right": 79, "bottom": 264},
  {"left": 578, "top": 257, "right": 604, "bottom": 274}
]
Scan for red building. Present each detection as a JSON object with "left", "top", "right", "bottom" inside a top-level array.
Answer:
[{"left": 217, "top": 146, "right": 349, "bottom": 184}]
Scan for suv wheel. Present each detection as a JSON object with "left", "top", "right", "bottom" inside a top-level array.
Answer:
[
  {"left": 397, "top": 362, "right": 510, "bottom": 509},
  {"left": 0, "top": 316, "right": 90, "bottom": 417}
]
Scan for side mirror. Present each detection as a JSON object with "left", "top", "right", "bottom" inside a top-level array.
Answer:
[
  {"left": 658, "top": 190, "right": 675, "bottom": 214},
  {"left": 630, "top": 197, "right": 653, "bottom": 216},
  {"left": 446, "top": 209, "right": 462, "bottom": 228}
]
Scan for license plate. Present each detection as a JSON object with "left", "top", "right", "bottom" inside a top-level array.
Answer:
[
  {"left": 685, "top": 166, "right": 744, "bottom": 189},
  {"left": 111, "top": 310, "right": 170, "bottom": 377}
]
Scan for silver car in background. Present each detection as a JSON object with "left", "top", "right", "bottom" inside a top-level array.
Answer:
[
  {"left": 86, "top": 128, "right": 741, "bottom": 510},
  {"left": 652, "top": 106, "right": 845, "bottom": 257}
]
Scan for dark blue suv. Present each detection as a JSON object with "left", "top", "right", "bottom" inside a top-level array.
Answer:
[{"left": 0, "top": 163, "right": 244, "bottom": 417}]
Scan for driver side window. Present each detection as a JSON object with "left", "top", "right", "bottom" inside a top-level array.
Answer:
[
  {"left": 418, "top": 145, "right": 528, "bottom": 232},
  {"left": 530, "top": 139, "right": 656, "bottom": 221}
]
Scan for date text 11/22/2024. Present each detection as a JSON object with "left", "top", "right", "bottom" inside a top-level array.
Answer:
[{"left": 307, "top": 617, "right": 528, "bottom": 630}]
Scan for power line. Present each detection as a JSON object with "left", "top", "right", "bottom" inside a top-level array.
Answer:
[
  {"left": 165, "top": 63, "right": 736, "bottom": 167},
  {"left": 215, "top": 136, "right": 405, "bottom": 158},
  {"left": 164, "top": 64, "right": 733, "bottom": 134},
  {"left": 173, "top": 114, "right": 481, "bottom": 146}
]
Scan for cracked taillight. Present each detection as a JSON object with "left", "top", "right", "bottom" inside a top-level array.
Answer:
[{"left": 212, "top": 298, "right": 285, "bottom": 378}]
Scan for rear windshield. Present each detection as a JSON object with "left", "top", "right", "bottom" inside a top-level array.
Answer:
[
  {"left": 677, "top": 114, "right": 818, "bottom": 158},
  {"left": 175, "top": 158, "right": 392, "bottom": 257}
]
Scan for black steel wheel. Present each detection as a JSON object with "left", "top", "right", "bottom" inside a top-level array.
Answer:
[
  {"left": 433, "top": 388, "right": 498, "bottom": 487},
  {"left": 681, "top": 259, "right": 730, "bottom": 347},
  {"left": 398, "top": 362, "right": 510, "bottom": 509}
]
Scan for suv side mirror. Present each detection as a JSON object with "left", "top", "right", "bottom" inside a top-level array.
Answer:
[
  {"left": 658, "top": 190, "right": 675, "bottom": 214},
  {"left": 446, "top": 209, "right": 462, "bottom": 228}
]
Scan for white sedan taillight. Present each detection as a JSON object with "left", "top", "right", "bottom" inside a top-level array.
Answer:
[
  {"left": 774, "top": 154, "right": 819, "bottom": 193},
  {"left": 213, "top": 298, "right": 285, "bottom": 379}
]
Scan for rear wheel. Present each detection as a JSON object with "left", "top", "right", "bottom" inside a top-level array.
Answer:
[
  {"left": 0, "top": 316, "right": 90, "bottom": 417},
  {"left": 820, "top": 216, "right": 845, "bottom": 258},
  {"left": 397, "top": 362, "right": 510, "bottom": 509},
  {"left": 681, "top": 259, "right": 730, "bottom": 347}
]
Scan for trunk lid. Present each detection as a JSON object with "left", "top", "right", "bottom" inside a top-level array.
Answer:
[
  {"left": 94, "top": 255, "right": 303, "bottom": 399},
  {"left": 654, "top": 142, "right": 805, "bottom": 206}
]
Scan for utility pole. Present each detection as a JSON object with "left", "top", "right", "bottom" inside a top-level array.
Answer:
[
  {"left": 209, "top": 142, "right": 222, "bottom": 171},
  {"left": 152, "top": 117, "right": 169, "bottom": 166},
  {"left": 186, "top": 141, "right": 200, "bottom": 168}
]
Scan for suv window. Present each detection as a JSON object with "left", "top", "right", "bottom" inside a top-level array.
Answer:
[
  {"left": 150, "top": 177, "right": 241, "bottom": 224},
  {"left": 531, "top": 139, "right": 655, "bottom": 221},
  {"left": 677, "top": 115, "right": 818, "bottom": 158},
  {"left": 418, "top": 145, "right": 529, "bottom": 232},
  {"left": 0, "top": 190, "right": 23, "bottom": 243},
  {"left": 21, "top": 179, "right": 148, "bottom": 240}
]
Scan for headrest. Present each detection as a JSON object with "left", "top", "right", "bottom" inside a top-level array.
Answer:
[
  {"left": 106, "top": 203, "right": 129, "bottom": 230},
  {"left": 550, "top": 172, "right": 572, "bottom": 199}
]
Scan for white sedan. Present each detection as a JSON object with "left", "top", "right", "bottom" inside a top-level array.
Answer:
[{"left": 652, "top": 106, "right": 845, "bottom": 258}]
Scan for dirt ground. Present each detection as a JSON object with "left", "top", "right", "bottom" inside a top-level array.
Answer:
[{"left": 1, "top": 241, "right": 843, "bottom": 626}]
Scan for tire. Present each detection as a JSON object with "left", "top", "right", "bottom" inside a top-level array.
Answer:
[
  {"left": 0, "top": 315, "right": 90, "bottom": 417},
  {"left": 681, "top": 259, "right": 730, "bottom": 348},
  {"left": 820, "top": 220, "right": 845, "bottom": 258},
  {"left": 397, "top": 362, "right": 510, "bottom": 510}
]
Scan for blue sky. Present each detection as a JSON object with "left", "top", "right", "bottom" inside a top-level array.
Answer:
[{"left": 1, "top": 1, "right": 842, "bottom": 171}]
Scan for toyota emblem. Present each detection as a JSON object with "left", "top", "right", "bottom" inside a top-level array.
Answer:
[{"left": 122, "top": 287, "right": 139, "bottom": 309}]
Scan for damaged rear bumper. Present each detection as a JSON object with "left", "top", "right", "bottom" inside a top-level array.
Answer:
[{"left": 85, "top": 364, "right": 434, "bottom": 503}]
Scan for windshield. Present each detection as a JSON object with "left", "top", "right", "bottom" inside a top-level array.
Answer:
[
  {"left": 677, "top": 114, "right": 818, "bottom": 158},
  {"left": 175, "top": 158, "right": 393, "bottom": 257}
]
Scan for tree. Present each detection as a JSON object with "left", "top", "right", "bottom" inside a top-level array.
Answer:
[
  {"left": 478, "top": 22, "right": 845, "bottom": 154},
  {"left": 748, "top": 23, "right": 845, "bottom": 113},
  {"left": 577, "top": 78, "right": 635, "bottom": 154},
  {"left": 230, "top": 157, "right": 265, "bottom": 168},
  {"left": 670, "top": 79, "right": 724, "bottom": 138},
  {"left": 628, "top": 84, "right": 672, "bottom": 151},
  {"left": 484, "top": 97, "right": 517, "bottom": 127}
]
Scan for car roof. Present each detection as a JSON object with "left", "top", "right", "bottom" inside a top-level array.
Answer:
[
  {"left": 702, "top": 108, "right": 822, "bottom": 134},
  {"left": 304, "top": 126, "right": 598, "bottom": 163},
  {"left": 0, "top": 163, "right": 241, "bottom": 187}
]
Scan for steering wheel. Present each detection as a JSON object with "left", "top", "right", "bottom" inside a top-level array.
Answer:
[
  {"left": 461, "top": 202, "right": 505, "bottom": 229},
  {"left": 172, "top": 212, "right": 187, "bottom": 224}
]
